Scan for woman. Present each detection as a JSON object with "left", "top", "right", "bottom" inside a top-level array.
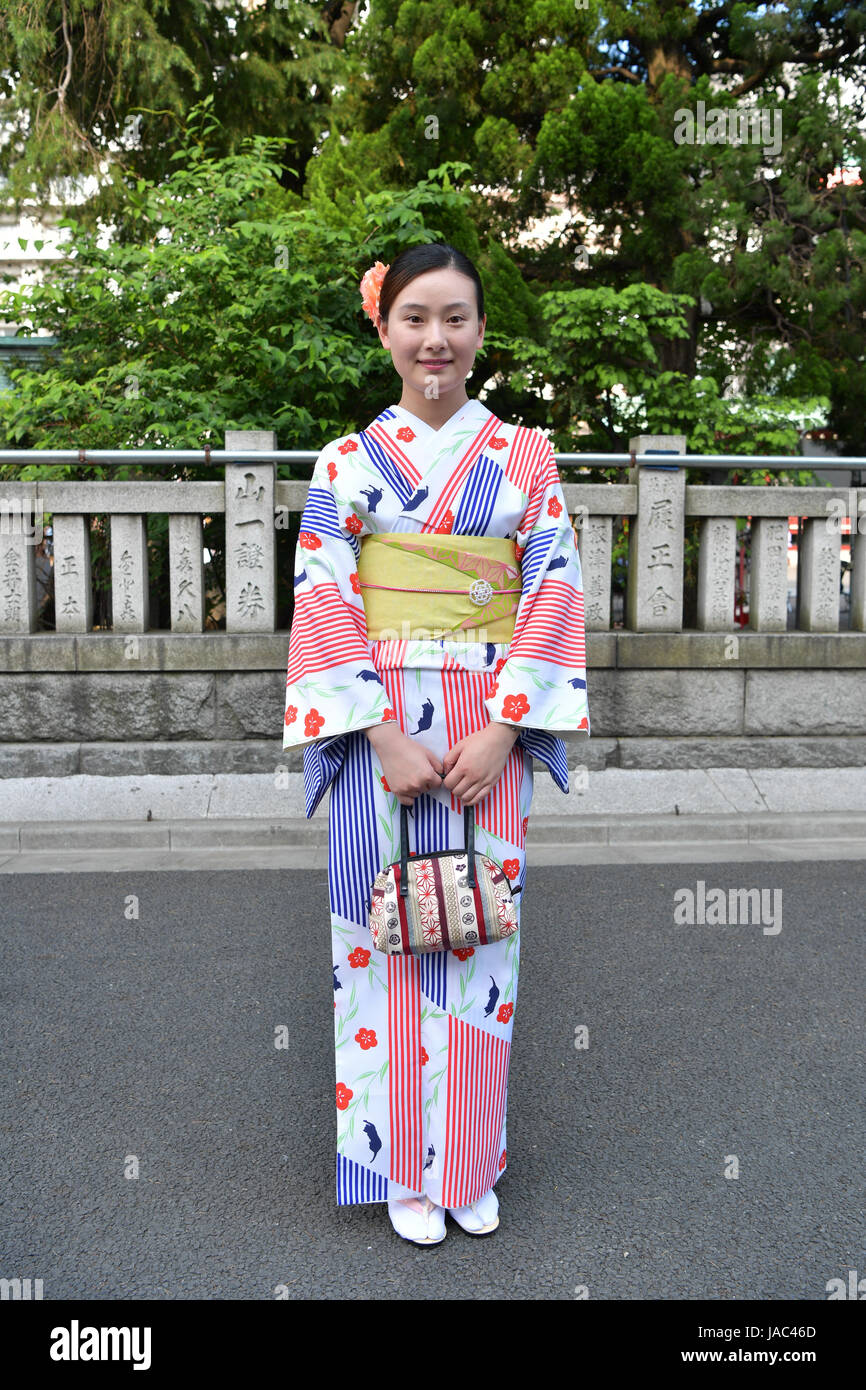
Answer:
[{"left": 282, "top": 243, "right": 590, "bottom": 1245}]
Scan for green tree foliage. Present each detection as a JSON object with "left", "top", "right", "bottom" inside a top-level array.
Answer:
[
  {"left": 0, "top": 106, "right": 486, "bottom": 628},
  {"left": 0, "top": 0, "right": 357, "bottom": 225},
  {"left": 314, "top": 0, "right": 865, "bottom": 452}
]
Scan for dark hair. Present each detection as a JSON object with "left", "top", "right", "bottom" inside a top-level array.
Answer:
[{"left": 377, "top": 242, "right": 484, "bottom": 326}]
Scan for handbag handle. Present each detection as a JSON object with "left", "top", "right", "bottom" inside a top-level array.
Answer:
[{"left": 399, "top": 798, "right": 475, "bottom": 896}]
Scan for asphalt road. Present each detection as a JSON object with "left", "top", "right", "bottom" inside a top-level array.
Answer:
[{"left": 1, "top": 859, "right": 863, "bottom": 1300}]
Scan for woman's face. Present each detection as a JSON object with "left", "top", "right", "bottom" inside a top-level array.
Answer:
[{"left": 376, "top": 267, "right": 485, "bottom": 399}]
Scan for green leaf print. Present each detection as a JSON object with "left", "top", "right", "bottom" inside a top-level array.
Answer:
[
  {"left": 427, "top": 1065, "right": 447, "bottom": 1107},
  {"left": 376, "top": 811, "right": 398, "bottom": 865},
  {"left": 332, "top": 921, "right": 355, "bottom": 949}
]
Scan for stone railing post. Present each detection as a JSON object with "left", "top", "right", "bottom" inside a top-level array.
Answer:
[
  {"left": 798, "top": 515, "right": 841, "bottom": 632},
  {"left": 749, "top": 518, "right": 789, "bottom": 632},
  {"left": 0, "top": 482, "right": 39, "bottom": 633},
  {"left": 224, "top": 429, "right": 276, "bottom": 633},
  {"left": 169, "top": 514, "right": 205, "bottom": 632},
  {"left": 577, "top": 514, "right": 612, "bottom": 629},
  {"left": 110, "top": 514, "right": 149, "bottom": 633},
  {"left": 696, "top": 518, "right": 737, "bottom": 630},
  {"left": 53, "top": 513, "right": 93, "bottom": 633},
  {"left": 626, "top": 435, "right": 686, "bottom": 630},
  {"left": 847, "top": 491, "right": 865, "bottom": 631}
]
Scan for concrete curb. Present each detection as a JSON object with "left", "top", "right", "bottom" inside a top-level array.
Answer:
[{"left": 1, "top": 810, "right": 864, "bottom": 873}]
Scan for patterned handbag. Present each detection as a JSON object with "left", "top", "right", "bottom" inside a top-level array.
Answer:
[{"left": 367, "top": 800, "right": 521, "bottom": 956}]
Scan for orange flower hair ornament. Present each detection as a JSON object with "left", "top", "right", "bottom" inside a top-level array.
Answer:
[{"left": 359, "top": 260, "right": 390, "bottom": 325}]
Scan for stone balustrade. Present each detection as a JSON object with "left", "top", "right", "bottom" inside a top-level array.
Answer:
[
  {"left": 1, "top": 431, "right": 864, "bottom": 636},
  {"left": 2, "top": 431, "right": 865, "bottom": 781}
]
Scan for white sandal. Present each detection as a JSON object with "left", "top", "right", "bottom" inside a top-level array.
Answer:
[
  {"left": 446, "top": 1187, "right": 499, "bottom": 1235},
  {"left": 387, "top": 1194, "right": 447, "bottom": 1245}
]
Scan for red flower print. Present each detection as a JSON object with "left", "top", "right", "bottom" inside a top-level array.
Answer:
[
  {"left": 338, "top": 440, "right": 357, "bottom": 454},
  {"left": 487, "top": 681, "right": 498, "bottom": 697},
  {"left": 453, "top": 946, "right": 475, "bottom": 961},
  {"left": 355, "top": 1028, "right": 378, "bottom": 1050},
  {"left": 435, "top": 510, "right": 454, "bottom": 533},
  {"left": 420, "top": 1047, "right": 429, "bottom": 1066},
  {"left": 336, "top": 1083, "right": 353, "bottom": 1110},
  {"left": 547, "top": 496, "right": 562, "bottom": 518},
  {"left": 298, "top": 531, "right": 321, "bottom": 550},
  {"left": 348, "top": 947, "right": 371, "bottom": 969},
  {"left": 304, "top": 708, "right": 325, "bottom": 737},
  {"left": 498, "top": 1149, "right": 507, "bottom": 1172},
  {"left": 522, "top": 815, "right": 528, "bottom": 838},
  {"left": 396, "top": 426, "right": 416, "bottom": 442},
  {"left": 327, "top": 461, "right": 338, "bottom": 481},
  {"left": 382, "top": 708, "right": 397, "bottom": 721},
  {"left": 284, "top": 706, "right": 297, "bottom": 726},
  {"left": 502, "top": 693, "right": 529, "bottom": 722},
  {"left": 381, "top": 775, "right": 391, "bottom": 792},
  {"left": 350, "top": 572, "right": 361, "bottom": 594},
  {"left": 514, "top": 545, "right": 525, "bottom": 562},
  {"left": 346, "top": 513, "right": 362, "bottom": 535},
  {"left": 497, "top": 1002, "right": 514, "bottom": 1024},
  {"left": 488, "top": 436, "right": 508, "bottom": 450},
  {"left": 494, "top": 657, "right": 507, "bottom": 676},
  {"left": 502, "top": 858, "right": 519, "bottom": 880}
]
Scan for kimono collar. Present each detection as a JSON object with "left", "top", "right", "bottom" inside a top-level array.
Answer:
[{"left": 389, "top": 396, "right": 488, "bottom": 439}]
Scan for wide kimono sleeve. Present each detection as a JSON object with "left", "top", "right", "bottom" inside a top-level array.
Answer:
[
  {"left": 283, "top": 438, "right": 396, "bottom": 818},
  {"left": 483, "top": 435, "right": 590, "bottom": 794}
]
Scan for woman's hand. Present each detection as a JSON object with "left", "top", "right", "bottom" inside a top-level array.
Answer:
[
  {"left": 441, "top": 722, "right": 519, "bottom": 807},
  {"left": 365, "top": 723, "right": 445, "bottom": 806}
]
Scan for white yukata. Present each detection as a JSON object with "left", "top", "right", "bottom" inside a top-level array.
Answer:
[{"left": 282, "top": 397, "right": 590, "bottom": 1207}]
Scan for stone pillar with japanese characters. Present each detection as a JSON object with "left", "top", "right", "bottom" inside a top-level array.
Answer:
[
  {"left": 224, "top": 430, "right": 276, "bottom": 633},
  {"left": 625, "top": 435, "right": 686, "bottom": 631}
]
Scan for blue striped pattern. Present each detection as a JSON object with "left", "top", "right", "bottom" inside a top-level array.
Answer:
[
  {"left": 418, "top": 950, "right": 448, "bottom": 1011},
  {"left": 303, "top": 734, "right": 347, "bottom": 820},
  {"left": 359, "top": 427, "right": 414, "bottom": 507},
  {"left": 337, "top": 1153, "right": 388, "bottom": 1204},
  {"left": 328, "top": 733, "right": 381, "bottom": 928},
  {"left": 301, "top": 485, "right": 344, "bottom": 539},
  {"left": 406, "top": 790, "right": 452, "bottom": 856},
  {"left": 453, "top": 453, "right": 503, "bottom": 534},
  {"left": 517, "top": 728, "right": 570, "bottom": 794},
  {"left": 520, "top": 526, "right": 557, "bottom": 592}
]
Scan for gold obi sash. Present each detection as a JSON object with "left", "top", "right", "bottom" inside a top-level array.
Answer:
[{"left": 357, "top": 533, "right": 521, "bottom": 642}]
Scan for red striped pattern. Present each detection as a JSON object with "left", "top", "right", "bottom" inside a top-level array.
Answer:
[
  {"left": 423, "top": 413, "right": 503, "bottom": 531},
  {"left": 286, "top": 583, "right": 371, "bottom": 682},
  {"left": 442, "top": 1015, "right": 511, "bottom": 1207},
  {"left": 378, "top": 665, "right": 407, "bottom": 732},
  {"left": 483, "top": 742, "right": 524, "bottom": 847},
  {"left": 387, "top": 953, "right": 424, "bottom": 1191},
  {"left": 509, "top": 581, "right": 586, "bottom": 666},
  {"left": 368, "top": 638, "right": 410, "bottom": 670},
  {"left": 440, "top": 668, "right": 524, "bottom": 845},
  {"left": 505, "top": 426, "right": 552, "bottom": 498},
  {"left": 365, "top": 421, "right": 422, "bottom": 490},
  {"left": 516, "top": 448, "right": 559, "bottom": 538}
]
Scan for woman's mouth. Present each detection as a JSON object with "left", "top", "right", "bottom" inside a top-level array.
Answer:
[{"left": 419, "top": 359, "right": 451, "bottom": 368}]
